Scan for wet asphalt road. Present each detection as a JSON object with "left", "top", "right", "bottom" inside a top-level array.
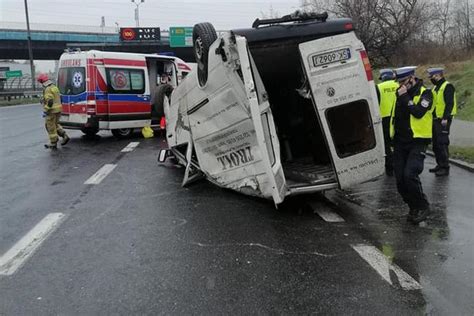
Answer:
[{"left": 1, "top": 104, "right": 473, "bottom": 315}]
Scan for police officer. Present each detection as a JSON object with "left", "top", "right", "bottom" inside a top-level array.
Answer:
[
  {"left": 376, "top": 69, "right": 399, "bottom": 176},
  {"left": 37, "top": 74, "right": 70, "bottom": 149},
  {"left": 390, "top": 67, "right": 434, "bottom": 224},
  {"left": 427, "top": 68, "right": 457, "bottom": 177}
]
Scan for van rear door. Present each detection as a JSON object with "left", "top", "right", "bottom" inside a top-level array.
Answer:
[{"left": 299, "top": 32, "right": 385, "bottom": 189}]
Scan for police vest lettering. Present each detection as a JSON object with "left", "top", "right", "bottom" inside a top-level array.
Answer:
[
  {"left": 433, "top": 81, "right": 457, "bottom": 118},
  {"left": 378, "top": 80, "right": 399, "bottom": 118},
  {"left": 390, "top": 86, "right": 434, "bottom": 139}
]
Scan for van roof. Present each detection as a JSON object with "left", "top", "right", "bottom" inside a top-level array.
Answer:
[{"left": 232, "top": 18, "right": 353, "bottom": 44}]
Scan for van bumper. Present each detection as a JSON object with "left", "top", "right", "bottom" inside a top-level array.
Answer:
[{"left": 60, "top": 115, "right": 99, "bottom": 130}]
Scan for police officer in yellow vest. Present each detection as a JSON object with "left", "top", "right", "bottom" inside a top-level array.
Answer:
[
  {"left": 427, "top": 67, "right": 457, "bottom": 177},
  {"left": 376, "top": 69, "right": 399, "bottom": 176},
  {"left": 390, "top": 67, "right": 434, "bottom": 224},
  {"left": 37, "top": 73, "right": 70, "bottom": 149}
]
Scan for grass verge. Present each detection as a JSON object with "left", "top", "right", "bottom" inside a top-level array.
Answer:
[{"left": 450, "top": 146, "right": 474, "bottom": 164}]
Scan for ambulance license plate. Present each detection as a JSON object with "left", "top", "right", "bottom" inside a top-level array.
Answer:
[{"left": 312, "top": 48, "right": 351, "bottom": 67}]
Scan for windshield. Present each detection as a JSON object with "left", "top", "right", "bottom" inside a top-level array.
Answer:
[{"left": 57, "top": 67, "right": 86, "bottom": 95}]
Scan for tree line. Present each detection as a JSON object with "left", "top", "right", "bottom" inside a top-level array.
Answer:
[{"left": 299, "top": 0, "right": 473, "bottom": 66}]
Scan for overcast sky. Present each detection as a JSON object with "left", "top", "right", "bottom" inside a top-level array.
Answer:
[{"left": 0, "top": 0, "right": 302, "bottom": 30}]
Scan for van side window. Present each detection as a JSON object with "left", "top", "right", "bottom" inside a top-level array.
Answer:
[
  {"left": 106, "top": 68, "right": 145, "bottom": 94},
  {"left": 57, "top": 67, "right": 86, "bottom": 95}
]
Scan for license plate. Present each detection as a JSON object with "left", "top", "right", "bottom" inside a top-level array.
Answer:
[
  {"left": 60, "top": 115, "right": 68, "bottom": 122},
  {"left": 312, "top": 48, "right": 351, "bottom": 67}
]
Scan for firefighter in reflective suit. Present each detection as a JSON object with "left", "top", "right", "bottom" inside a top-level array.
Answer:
[
  {"left": 37, "top": 74, "right": 70, "bottom": 149},
  {"left": 390, "top": 67, "right": 434, "bottom": 224}
]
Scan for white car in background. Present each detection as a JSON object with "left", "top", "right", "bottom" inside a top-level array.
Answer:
[{"left": 158, "top": 11, "right": 385, "bottom": 206}]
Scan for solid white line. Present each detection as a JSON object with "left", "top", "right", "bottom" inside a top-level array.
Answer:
[
  {"left": 311, "top": 202, "right": 345, "bottom": 222},
  {"left": 0, "top": 213, "right": 65, "bottom": 276},
  {"left": 121, "top": 142, "right": 140, "bottom": 153},
  {"left": 351, "top": 244, "right": 422, "bottom": 290},
  {"left": 84, "top": 164, "right": 117, "bottom": 185}
]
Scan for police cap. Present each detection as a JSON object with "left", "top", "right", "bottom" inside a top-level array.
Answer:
[
  {"left": 379, "top": 68, "right": 395, "bottom": 81},
  {"left": 395, "top": 66, "right": 417, "bottom": 82},
  {"left": 427, "top": 67, "right": 444, "bottom": 77}
]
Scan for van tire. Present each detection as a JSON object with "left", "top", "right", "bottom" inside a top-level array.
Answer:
[
  {"left": 112, "top": 128, "right": 134, "bottom": 139},
  {"left": 193, "top": 22, "right": 217, "bottom": 87},
  {"left": 153, "top": 84, "right": 174, "bottom": 118},
  {"left": 81, "top": 128, "right": 98, "bottom": 137}
]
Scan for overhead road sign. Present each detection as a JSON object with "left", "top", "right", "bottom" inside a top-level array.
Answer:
[
  {"left": 170, "top": 27, "right": 193, "bottom": 47},
  {"left": 120, "top": 27, "right": 161, "bottom": 42},
  {"left": 6, "top": 70, "right": 23, "bottom": 78}
]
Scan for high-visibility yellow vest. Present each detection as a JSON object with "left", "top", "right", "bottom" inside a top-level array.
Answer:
[
  {"left": 43, "top": 84, "right": 62, "bottom": 113},
  {"left": 377, "top": 80, "right": 399, "bottom": 118},
  {"left": 433, "top": 80, "right": 457, "bottom": 118},
  {"left": 390, "top": 86, "right": 434, "bottom": 139}
]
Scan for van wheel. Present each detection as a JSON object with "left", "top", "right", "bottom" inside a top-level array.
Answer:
[
  {"left": 153, "top": 83, "right": 174, "bottom": 118},
  {"left": 112, "top": 128, "right": 133, "bottom": 139},
  {"left": 193, "top": 22, "right": 217, "bottom": 87},
  {"left": 81, "top": 128, "right": 98, "bottom": 137}
]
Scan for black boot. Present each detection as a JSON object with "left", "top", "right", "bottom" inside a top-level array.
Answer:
[
  {"left": 412, "top": 208, "right": 430, "bottom": 224},
  {"left": 44, "top": 143, "right": 58, "bottom": 150},
  {"left": 429, "top": 165, "right": 441, "bottom": 173},
  {"left": 435, "top": 168, "right": 449, "bottom": 177},
  {"left": 60, "top": 134, "right": 70, "bottom": 146}
]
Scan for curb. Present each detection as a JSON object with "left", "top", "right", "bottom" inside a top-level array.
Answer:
[{"left": 426, "top": 150, "right": 474, "bottom": 173}]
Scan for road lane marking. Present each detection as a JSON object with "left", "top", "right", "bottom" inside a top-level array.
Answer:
[
  {"left": 351, "top": 244, "right": 422, "bottom": 291},
  {"left": 121, "top": 142, "right": 140, "bottom": 153},
  {"left": 84, "top": 164, "right": 117, "bottom": 185},
  {"left": 0, "top": 213, "right": 65, "bottom": 276},
  {"left": 311, "top": 202, "right": 345, "bottom": 222}
]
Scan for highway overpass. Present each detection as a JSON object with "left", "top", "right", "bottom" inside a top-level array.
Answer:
[{"left": 0, "top": 23, "right": 195, "bottom": 61}]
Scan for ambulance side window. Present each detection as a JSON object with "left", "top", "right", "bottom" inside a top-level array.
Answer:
[
  {"left": 106, "top": 68, "right": 145, "bottom": 94},
  {"left": 58, "top": 67, "right": 86, "bottom": 95}
]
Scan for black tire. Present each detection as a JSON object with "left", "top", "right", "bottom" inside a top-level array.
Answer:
[
  {"left": 81, "top": 128, "right": 99, "bottom": 137},
  {"left": 152, "top": 84, "right": 174, "bottom": 118},
  {"left": 111, "top": 128, "right": 134, "bottom": 139},
  {"left": 193, "top": 22, "right": 217, "bottom": 87}
]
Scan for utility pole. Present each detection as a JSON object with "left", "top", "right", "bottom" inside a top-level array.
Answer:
[
  {"left": 131, "top": 0, "right": 144, "bottom": 27},
  {"left": 24, "top": 0, "right": 35, "bottom": 89}
]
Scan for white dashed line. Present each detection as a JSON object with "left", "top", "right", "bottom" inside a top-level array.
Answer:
[
  {"left": 351, "top": 244, "right": 422, "bottom": 291},
  {"left": 84, "top": 164, "right": 117, "bottom": 185},
  {"left": 311, "top": 202, "right": 345, "bottom": 222},
  {"left": 0, "top": 213, "right": 65, "bottom": 276},
  {"left": 121, "top": 142, "right": 140, "bottom": 153}
]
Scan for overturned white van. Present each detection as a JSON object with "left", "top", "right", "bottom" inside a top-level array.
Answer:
[{"left": 158, "top": 12, "right": 385, "bottom": 205}]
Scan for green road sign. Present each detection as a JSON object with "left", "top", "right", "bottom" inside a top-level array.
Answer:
[
  {"left": 6, "top": 70, "right": 23, "bottom": 78},
  {"left": 169, "top": 27, "right": 193, "bottom": 47}
]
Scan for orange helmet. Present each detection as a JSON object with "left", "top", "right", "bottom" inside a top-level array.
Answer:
[{"left": 37, "top": 73, "right": 49, "bottom": 83}]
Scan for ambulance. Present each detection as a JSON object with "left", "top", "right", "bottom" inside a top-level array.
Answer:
[{"left": 56, "top": 50, "right": 191, "bottom": 138}]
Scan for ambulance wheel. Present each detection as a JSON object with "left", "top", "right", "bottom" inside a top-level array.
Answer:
[
  {"left": 112, "top": 128, "right": 133, "bottom": 139},
  {"left": 81, "top": 128, "right": 98, "bottom": 137},
  {"left": 153, "top": 83, "right": 174, "bottom": 118},
  {"left": 193, "top": 22, "right": 217, "bottom": 87}
]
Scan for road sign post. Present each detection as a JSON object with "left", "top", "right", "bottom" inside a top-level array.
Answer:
[{"left": 169, "top": 27, "right": 193, "bottom": 47}]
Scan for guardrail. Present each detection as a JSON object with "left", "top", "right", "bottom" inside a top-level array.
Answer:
[{"left": 0, "top": 90, "right": 43, "bottom": 101}]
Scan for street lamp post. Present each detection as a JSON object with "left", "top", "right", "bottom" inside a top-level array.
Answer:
[
  {"left": 131, "top": 0, "right": 145, "bottom": 27},
  {"left": 23, "top": 0, "right": 35, "bottom": 89}
]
